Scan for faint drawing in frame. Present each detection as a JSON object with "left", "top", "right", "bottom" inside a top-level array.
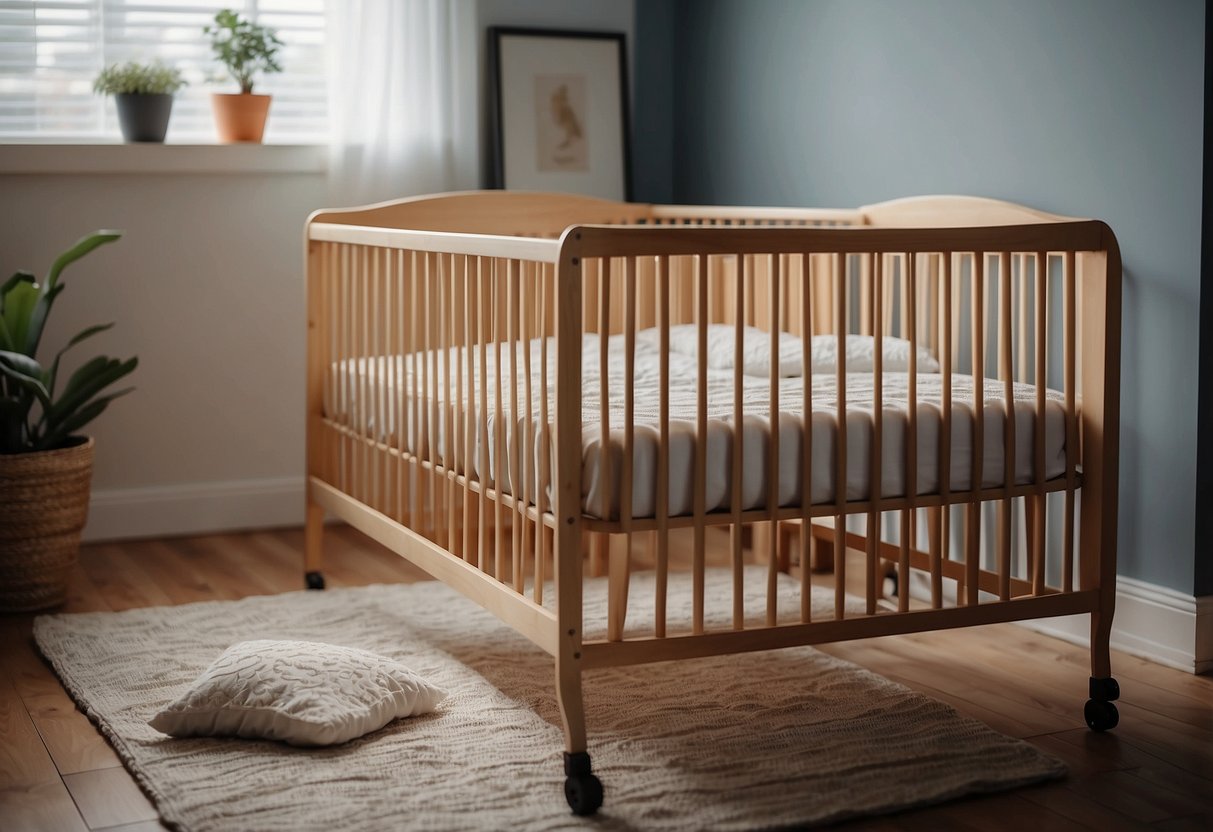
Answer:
[{"left": 535, "top": 74, "right": 588, "bottom": 172}]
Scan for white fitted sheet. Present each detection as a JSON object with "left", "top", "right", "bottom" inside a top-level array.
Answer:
[{"left": 325, "top": 334, "right": 1072, "bottom": 520}]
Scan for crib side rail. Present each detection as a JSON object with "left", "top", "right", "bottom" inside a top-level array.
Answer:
[
  {"left": 305, "top": 222, "right": 571, "bottom": 652},
  {"left": 559, "top": 220, "right": 1120, "bottom": 663}
]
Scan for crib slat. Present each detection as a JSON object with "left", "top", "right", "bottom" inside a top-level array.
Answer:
[
  {"left": 489, "top": 260, "right": 503, "bottom": 579},
  {"left": 887, "top": 254, "right": 897, "bottom": 334},
  {"left": 381, "top": 250, "right": 392, "bottom": 515},
  {"left": 835, "top": 253, "right": 848, "bottom": 621},
  {"left": 520, "top": 261, "right": 536, "bottom": 593},
  {"left": 999, "top": 251, "right": 1015, "bottom": 601},
  {"left": 1063, "top": 250, "right": 1076, "bottom": 592},
  {"left": 335, "top": 245, "right": 347, "bottom": 494},
  {"left": 597, "top": 258, "right": 612, "bottom": 584},
  {"left": 609, "top": 256, "right": 638, "bottom": 642},
  {"left": 331, "top": 244, "right": 346, "bottom": 500},
  {"left": 388, "top": 250, "right": 399, "bottom": 516},
  {"left": 478, "top": 258, "right": 491, "bottom": 573},
  {"left": 902, "top": 251, "right": 917, "bottom": 614},
  {"left": 867, "top": 254, "right": 883, "bottom": 617},
  {"left": 429, "top": 254, "right": 442, "bottom": 541},
  {"left": 950, "top": 257, "right": 963, "bottom": 372},
  {"left": 693, "top": 254, "right": 708, "bottom": 634},
  {"left": 387, "top": 251, "right": 399, "bottom": 520},
  {"left": 859, "top": 254, "right": 872, "bottom": 336},
  {"left": 350, "top": 246, "right": 361, "bottom": 504},
  {"left": 967, "top": 253, "right": 985, "bottom": 607},
  {"left": 800, "top": 253, "right": 813, "bottom": 624},
  {"left": 899, "top": 254, "right": 910, "bottom": 339},
  {"left": 406, "top": 253, "right": 418, "bottom": 530},
  {"left": 325, "top": 244, "right": 338, "bottom": 491},
  {"left": 412, "top": 253, "right": 424, "bottom": 535},
  {"left": 656, "top": 255, "right": 671, "bottom": 638},
  {"left": 732, "top": 253, "right": 746, "bottom": 630},
  {"left": 380, "top": 251, "right": 390, "bottom": 514},
  {"left": 935, "top": 253, "right": 953, "bottom": 610},
  {"left": 449, "top": 255, "right": 461, "bottom": 556},
  {"left": 354, "top": 246, "right": 366, "bottom": 505},
  {"left": 371, "top": 248, "right": 382, "bottom": 514},
  {"left": 510, "top": 259, "right": 524, "bottom": 593},
  {"left": 1033, "top": 251, "right": 1048, "bottom": 595},
  {"left": 536, "top": 263, "right": 551, "bottom": 605},
  {"left": 463, "top": 256, "right": 475, "bottom": 565},
  {"left": 366, "top": 246, "right": 378, "bottom": 508},
  {"left": 766, "top": 255, "right": 781, "bottom": 626},
  {"left": 1018, "top": 253, "right": 1030, "bottom": 382},
  {"left": 420, "top": 253, "right": 431, "bottom": 534}
]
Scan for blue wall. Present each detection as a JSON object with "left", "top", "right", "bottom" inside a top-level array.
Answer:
[{"left": 637, "top": 0, "right": 1205, "bottom": 594}]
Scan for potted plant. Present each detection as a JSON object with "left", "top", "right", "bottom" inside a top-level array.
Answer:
[
  {"left": 93, "top": 61, "right": 186, "bottom": 143},
  {"left": 205, "top": 9, "right": 283, "bottom": 143},
  {"left": 0, "top": 233, "right": 137, "bottom": 611}
]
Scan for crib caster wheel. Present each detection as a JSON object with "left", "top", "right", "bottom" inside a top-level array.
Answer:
[
  {"left": 563, "top": 751, "right": 603, "bottom": 816},
  {"left": 1089, "top": 676, "right": 1120, "bottom": 702},
  {"left": 1084, "top": 699, "right": 1119, "bottom": 732},
  {"left": 305, "top": 571, "right": 326, "bottom": 591},
  {"left": 565, "top": 774, "right": 603, "bottom": 816}
]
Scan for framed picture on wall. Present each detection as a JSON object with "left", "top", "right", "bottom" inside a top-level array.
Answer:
[{"left": 488, "top": 27, "right": 631, "bottom": 201}]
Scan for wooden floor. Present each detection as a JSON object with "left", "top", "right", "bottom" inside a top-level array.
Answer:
[{"left": 1, "top": 525, "right": 1210, "bottom": 831}]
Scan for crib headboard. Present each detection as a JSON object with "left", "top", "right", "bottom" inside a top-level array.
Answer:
[
  {"left": 306, "top": 191, "right": 1088, "bottom": 370},
  {"left": 858, "top": 194, "right": 1080, "bottom": 227},
  {"left": 307, "top": 190, "right": 651, "bottom": 237}
]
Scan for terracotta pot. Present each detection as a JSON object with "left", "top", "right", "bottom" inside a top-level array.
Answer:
[
  {"left": 0, "top": 437, "right": 94, "bottom": 612},
  {"left": 211, "top": 93, "right": 272, "bottom": 143}
]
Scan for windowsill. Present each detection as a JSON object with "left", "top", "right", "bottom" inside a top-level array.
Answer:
[{"left": 0, "top": 142, "right": 328, "bottom": 175}]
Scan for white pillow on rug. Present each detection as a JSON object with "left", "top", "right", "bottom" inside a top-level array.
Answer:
[{"left": 148, "top": 640, "right": 446, "bottom": 747}]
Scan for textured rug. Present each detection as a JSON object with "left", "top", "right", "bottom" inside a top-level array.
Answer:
[{"left": 35, "top": 569, "right": 1065, "bottom": 831}]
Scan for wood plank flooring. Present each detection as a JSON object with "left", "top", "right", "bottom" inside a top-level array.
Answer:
[{"left": 0, "top": 524, "right": 1209, "bottom": 831}]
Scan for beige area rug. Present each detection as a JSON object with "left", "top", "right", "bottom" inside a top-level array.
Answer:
[{"left": 35, "top": 568, "right": 1065, "bottom": 831}]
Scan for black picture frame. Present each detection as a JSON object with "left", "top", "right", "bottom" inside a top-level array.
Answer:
[{"left": 488, "top": 26, "right": 632, "bottom": 201}]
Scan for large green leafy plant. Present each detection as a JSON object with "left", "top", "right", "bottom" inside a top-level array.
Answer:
[
  {"left": 0, "top": 233, "right": 137, "bottom": 455},
  {"left": 205, "top": 9, "right": 283, "bottom": 94}
]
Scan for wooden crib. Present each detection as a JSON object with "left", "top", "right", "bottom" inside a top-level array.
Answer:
[{"left": 303, "top": 191, "right": 1121, "bottom": 815}]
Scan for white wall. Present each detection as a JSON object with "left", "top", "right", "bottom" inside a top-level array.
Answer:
[{"left": 0, "top": 159, "right": 328, "bottom": 540}]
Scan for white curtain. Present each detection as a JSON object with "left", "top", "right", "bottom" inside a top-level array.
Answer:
[{"left": 326, "top": 0, "right": 478, "bottom": 206}]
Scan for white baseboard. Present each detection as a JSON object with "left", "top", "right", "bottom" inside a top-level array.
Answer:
[
  {"left": 1017, "top": 576, "right": 1213, "bottom": 675},
  {"left": 83, "top": 476, "right": 305, "bottom": 543}
]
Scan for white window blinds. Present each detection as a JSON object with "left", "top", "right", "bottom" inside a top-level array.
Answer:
[{"left": 0, "top": 0, "right": 327, "bottom": 141}]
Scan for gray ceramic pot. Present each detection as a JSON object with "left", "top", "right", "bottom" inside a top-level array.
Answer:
[{"left": 115, "top": 93, "right": 173, "bottom": 143}]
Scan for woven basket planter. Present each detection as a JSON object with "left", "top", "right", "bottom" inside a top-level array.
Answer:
[{"left": 0, "top": 437, "right": 94, "bottom": 612}]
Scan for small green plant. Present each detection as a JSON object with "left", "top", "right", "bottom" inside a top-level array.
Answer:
[
  {"left": 0, "top": 234, "right": 137, "bottom": 454},
  {"left": 205, "top": 9, "right": 283, "bottom": 94},
  {"left": 93, "top": 62, "right": 186, "bottom": 96}
]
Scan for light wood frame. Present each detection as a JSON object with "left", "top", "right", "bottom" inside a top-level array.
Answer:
[{"left": 304, "top": 190, "right": 1121, "bottom": 811}]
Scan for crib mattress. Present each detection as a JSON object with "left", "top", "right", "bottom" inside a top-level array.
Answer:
[{"left": 324, "top": 336, "right": 1072, "bottom": 520}]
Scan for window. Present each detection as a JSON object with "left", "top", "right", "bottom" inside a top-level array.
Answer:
[{"left": 0, "top": 0, "right": 327, "bottom": 142}]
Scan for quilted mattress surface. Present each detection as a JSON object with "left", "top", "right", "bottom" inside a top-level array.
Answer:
[{"left": 324, "top": 333, "right": 1071, "bottom": 519}]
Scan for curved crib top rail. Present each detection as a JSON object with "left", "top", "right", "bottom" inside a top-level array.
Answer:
[{"left": 306, "top": 191, "right": 1087, "bottom": 238}]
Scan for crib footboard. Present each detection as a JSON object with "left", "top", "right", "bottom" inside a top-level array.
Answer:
[{"left": 303, "top": 192, "right": 1121, "bottom": 816}]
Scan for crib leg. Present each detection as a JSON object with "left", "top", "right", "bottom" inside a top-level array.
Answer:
[
  {"left": 1084, "top": 609, "right": 1120, "bottom": 731},
  {"left": 556, "top": 659, "right": 602, "bottom": 815},
  {"left": 304, "top": 500, "right": 326, "bottom": 590}
]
